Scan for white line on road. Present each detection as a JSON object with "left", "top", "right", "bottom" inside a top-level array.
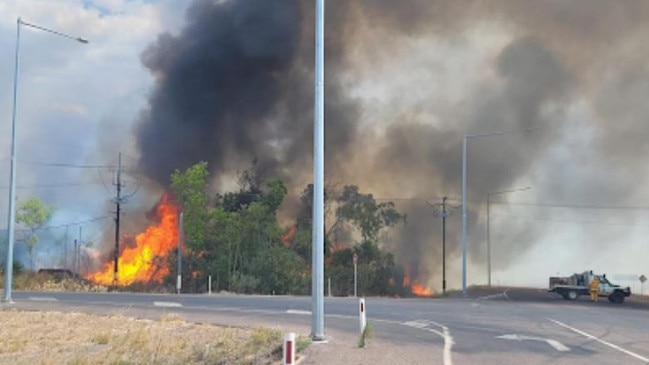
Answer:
[
  {"left": 28, "top": 297, "right": 58, "bottom": 302},
  {"left": 286, "top": 309, "right": 311, "bottom": 315},
  {"left": 153, "top": 301, "right": 182, "bottom": 308},
  {"left": 549, "top": 318, "right": 649, "bottom": 363},
  {"left": 476, "top": 289, "right": 510, "bottom": 301},
  {"left": 402, "top": 320, "right": 454, "bottom": 365},
  {"left": 496, "top": 334, "right": 570, "bottom": 352}
]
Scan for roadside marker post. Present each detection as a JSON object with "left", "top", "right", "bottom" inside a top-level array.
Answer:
[
  {"left": 359, "top": 298, "right": 366, "bottom": 335},
  {"left": 283, "top": 332, "right": 296, "bottom": 365}
]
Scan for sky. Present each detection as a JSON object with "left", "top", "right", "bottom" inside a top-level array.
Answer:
[
  {"left": 0, "top": 0, "right": 189, "bottom": 267},
  {"left": 0, "top": 1, "right": 648, "bottom": 292}
]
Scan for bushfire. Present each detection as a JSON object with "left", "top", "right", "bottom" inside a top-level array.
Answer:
[
  {"left": 88, "top": 193, "right": 180, "bottom": 286},
  {"left": 403, "top": 265, "right": 434, "bottom": 297}
]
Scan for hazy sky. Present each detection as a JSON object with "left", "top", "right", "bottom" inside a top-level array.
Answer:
[
  {"left": 1, "top": 1, "right": 648, "bottom": 291},
  {"left": 0, "top": 0, "right": 189, "bottom": 267}
]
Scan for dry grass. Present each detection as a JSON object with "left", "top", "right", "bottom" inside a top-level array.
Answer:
[{"left": 0, "top": 309, "right": 284, "bottom": 365}]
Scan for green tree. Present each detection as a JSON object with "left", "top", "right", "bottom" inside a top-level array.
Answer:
[
  {"left": 335, "top": 185, "right": 406, "bottom": 242},
  {"left": 322, "top": 185, "right": 405, "bottom": 296},
  {"left": 170, "top": 161, "right": 211, "bottom": 251},
  {"left": 251, "top": 243, "right": 307, "bottom": 295},
  {"left": 16, "top": 196, "right": 54, "bottom": 269}
]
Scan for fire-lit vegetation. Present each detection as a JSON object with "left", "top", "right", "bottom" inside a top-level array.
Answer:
[
  {"left": 89, "top": 193, "right": 180, "bottom": 286},
  {"left": 85, "top": 161, "right": 433, "bottom": 297}
]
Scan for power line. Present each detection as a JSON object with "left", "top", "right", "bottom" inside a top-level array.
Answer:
[
  {"left": 19, "top": 160, "right": 115, "bottom": 169},
  {"left": 10, "top": 216, "right": 112, "bottom": 233},
  {"left": 0, "top": 182, "right": 104, "bottom": 190},
  {"left": 491, "top": 202, "right": 649, "bottom": 211},
  {"left": 489, "top": 214, "right": 649, "bottom": 227}
]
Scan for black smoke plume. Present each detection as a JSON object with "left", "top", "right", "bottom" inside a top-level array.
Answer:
[{"left": 135, "top": 0, "right": 649, "bottom": 289}]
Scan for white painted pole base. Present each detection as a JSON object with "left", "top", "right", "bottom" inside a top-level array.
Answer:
[{"left": 283, "top": 332, "right": 296, "bottom": 365}]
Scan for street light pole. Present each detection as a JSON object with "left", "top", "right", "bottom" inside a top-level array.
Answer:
[
  {"left": 461, "top": 136, "right": 468, "bottom": 296},
  {"left": 487, "top": 187, "right": 530, "bottom": 287},
  {"left": 442, "top": 196, "right": 447, "bottom": 294},
  {"left": 311, "top": 0, "right": 325, "bottom": 341},
  {"left": 461, "top": 128, "right": 534, "bottom": 297},
  {"left": 3, "top": 18, "right": 88, "bottom": 303}
]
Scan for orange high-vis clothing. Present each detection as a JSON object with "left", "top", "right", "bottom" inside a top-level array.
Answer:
[
  {"left": 590, "top": 278, "right": 600, "bottom": 302},
  {"left": 589, "top": 278, "right": 600, "bottom": 290}
]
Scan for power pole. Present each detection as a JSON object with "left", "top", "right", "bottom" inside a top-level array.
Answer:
[
  {"left": 429, "top": 197, "right": 459, "bottom": 294},
  {"left": 78, "top": 226, "right": 82, "bottom": 275},
  {"left": 177, "top": 212, "right": 183, "bottom": 295},
  {"left": 442, "top": 196, "right": 447, "bottom": 295},
  {"left": 64, "top": 225, "right": 68, "bottom": 270},
  {"left": 113, "top": 153, "right": 123, "bottom": 285}
]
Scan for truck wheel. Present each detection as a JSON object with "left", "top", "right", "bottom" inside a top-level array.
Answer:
[
  {"left": 610, "top": 292, "right": 625, "bottom": 304},
  {"left": 562, "top": 293, "right": 570, "bottom": 300},
  {"left": 567, "top": 290, "right": 578, "bottom": 300}
]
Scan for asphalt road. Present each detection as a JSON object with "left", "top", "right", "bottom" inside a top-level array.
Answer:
[{"left": 7, "top": 288, "right": 649, "bottom": 364}]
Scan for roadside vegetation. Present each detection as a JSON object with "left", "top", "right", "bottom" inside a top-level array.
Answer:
[
  {"left": 1, "top": 160, "right": 422, "bottom": 297},
  {"left": 159, "top": 161, "right": 410, "bottom": 297},
  {"left": 0, "top": 309, "right": 304, "bottom": 365}
]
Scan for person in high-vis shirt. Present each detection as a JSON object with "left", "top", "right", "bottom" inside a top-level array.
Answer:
[{"left": 589, "top": 277, "right": 600, "bottom": 302}]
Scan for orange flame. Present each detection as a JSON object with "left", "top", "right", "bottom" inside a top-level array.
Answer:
[
  {"left": 403, "top": 264, "right": 412, "bottom": 287},
  {"left": 329, "top": 243, "right": 345, "bottom": 253},
  {"left": 281, "top": 226, "right": 297, "bottom": 246},
  {"left": 402, "top": 264, "right": 433, "bottom": 296},
  {"left": 411, "top": 283, "right": 434, "bottom": 296},
  {"left": 88, "top": 193, "right": 180, "bottom": 286}
]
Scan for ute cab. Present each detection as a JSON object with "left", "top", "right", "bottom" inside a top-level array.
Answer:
[{"left": 596, "top": 274, "right": 632, "bottom": 303}]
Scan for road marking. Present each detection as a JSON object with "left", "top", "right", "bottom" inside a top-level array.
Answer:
[
  {"left": 402, "top": 320, "right": 454, "bottom": 365},
  {"left": 286, "top": 309, "right": 311, "bottom": 315},
  {"left": 28, "top": 297, "right": 58, "bottom": 302},
  {"left": 549, "top": 318, "right": 649, "bottom": 363},
  {"left": 153, "top": 301, "right": 182, "bottom": 308},
  {"left": 476, "top": 289, "right": 510, "bottom": 301},
  {"left": 496, "top": 334, "right": 570, "bottom": 352}
]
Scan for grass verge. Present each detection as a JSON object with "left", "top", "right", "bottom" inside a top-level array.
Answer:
[{"left": 0, "top": 309, "right": 286, "bottom": 365}]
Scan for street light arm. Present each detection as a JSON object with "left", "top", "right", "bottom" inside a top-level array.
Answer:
[
  {"left": 19, "top": 19, "right": 89, "bottom": 44},
  {"left": 466, "top": 127, "right": 538, "bottom": 140},
  {"left": 488, "top": 186, "right": 532, "bottom": 198}
]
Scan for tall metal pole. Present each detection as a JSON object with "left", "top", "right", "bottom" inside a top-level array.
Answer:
[
  {"left": 3, "top": 18, "right": 22, "bottom": 303},
  {"left": 461, "top": 136, "right": 468, "bottom": 296},
  {"left": 442, "top": 196, "right": 447, "bottom": 294},
  {"left": 177, "top": 212, "right": 183, "bottom": 295},
  {"left": 460, "top": 130, "right": 533, "bottom": 297},
  {"left": 311, "top": 0, "right": 326, "bottom": 341},
  {"left": 64, "top": 225, "right": 68, "bottom": 269},
  {"left": 3, "top": 18, "right": 87, "bottom": 302},
  {"left": 487, "top": 194, "right": 491, "bottom": 287},
  {"left": 486, "top": 186, "right": 530, "bottom": 287},
  {"left": 73, "top": 239, "right": 78, "bottom": 273},
  {"left": 77, "top": 226, "right": 82, "bottom": 274}
]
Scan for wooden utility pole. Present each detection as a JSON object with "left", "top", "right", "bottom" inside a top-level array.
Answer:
[{"left": 113, "top": 153, "right": 123, "bottom": 285}]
